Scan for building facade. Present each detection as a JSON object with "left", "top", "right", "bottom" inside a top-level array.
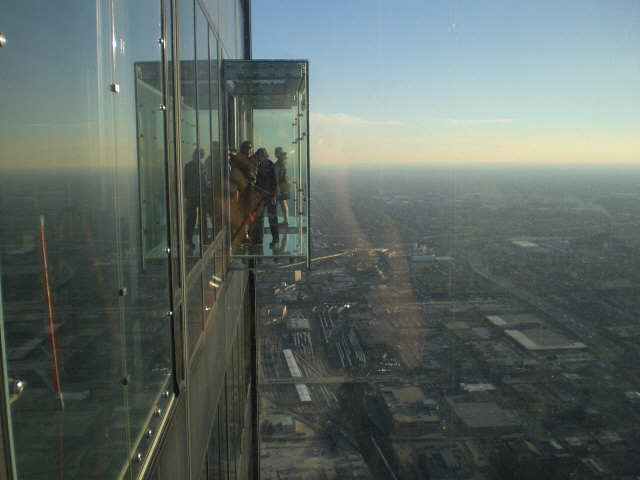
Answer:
[{"left": 0, "top": 1, "right": 270, "bottom": 478}]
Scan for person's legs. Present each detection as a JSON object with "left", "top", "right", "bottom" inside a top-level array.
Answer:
[
  {"left": 248, "top": 204, "right": 265, "bottom": 245},
  {"left": 267, "top": 202, "right": 279, "bottom": 247},
  {"left": 185, "top": 199, "right": 197, "bottom": 249},
  {"left": 278, "top": 198, "right": 289, "bottom": 224}
]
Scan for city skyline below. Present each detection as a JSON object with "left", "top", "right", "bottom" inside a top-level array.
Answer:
[{"left": 259, "top": 166, "right": 640, "bottom": 479}]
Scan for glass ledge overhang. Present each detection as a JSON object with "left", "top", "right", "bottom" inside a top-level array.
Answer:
[{"left": 224, "top": 60, "right": 311, "bottom": 268}]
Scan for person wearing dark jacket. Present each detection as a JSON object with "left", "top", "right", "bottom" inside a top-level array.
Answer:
[
  {"left": 184, "top": 148, "right": 204, "bottom": 252},
  {"left": 274, "top": 147, "right": 290, "bottom": 226},
  {"left": 249, "top": 148, "right": 279, "bottom": 249}
]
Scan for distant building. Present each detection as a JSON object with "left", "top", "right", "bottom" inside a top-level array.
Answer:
[
  {"left": 485, "top": 314, "right": 544, "bottom": 328},
  {"left": 504, "top": 329, "right": 587, "bottom": 352},
  {"left": 378, "top": 385, "right": 441, "bottom": 435},
  {"left": 286, "top": 317, "right": 311, "bottom": 332},
  {"left": 332, "top": 273, "right": 356, "bottom": 284},
  {"left": 498, "top": 438, "right": 586, "bottom": 480},
  {"left": 281, "top": 415, "right": 297, "bottom": 434},
  {"left": 459, "top": 381, "right": 496, "bottom": 393},
  {"left": 260, "top": 303, "right": 288, "bottom": 320},
  {"left": 511, "top": 240, "right": 540, "bottom": 248},
  {"left": 277, "top": 288, "right": 298, "bottom": 302},
  {"left": 283, "top": 349, "right": 303, "bottom": 378},
  {"left": 445, "top": 397, "right": 522, "bottom": 434}
]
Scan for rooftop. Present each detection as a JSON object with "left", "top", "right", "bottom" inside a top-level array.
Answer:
[{"left": 505, "top": 329, "right": 587, "bottom": 351}]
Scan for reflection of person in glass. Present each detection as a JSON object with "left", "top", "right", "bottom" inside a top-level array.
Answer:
[
  {"left": 249, "top": 148, "right": 279, "bottom": 249},
  {"left": 233, "top": 140, "right": 256, "bottom": 187},
  {"left": 201, "top": 141, "right": 220, "bottom": 244},
  {"left": 274, "top": 147, "right": 289, "bottom": 226},
  {"left": 229, "top": 141, "right": 257, "bottom": 248},
  {"left": 184, "top": 147, "right": 204, "bottom": 251}
]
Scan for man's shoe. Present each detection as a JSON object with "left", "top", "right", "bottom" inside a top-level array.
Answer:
[{"left": 269, "top": 241, "right": 279, "bottom": 249}]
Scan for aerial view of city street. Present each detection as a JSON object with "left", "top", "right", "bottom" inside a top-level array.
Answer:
[{"left": 257, "top": 165, "right": 640, "bottom": 480}]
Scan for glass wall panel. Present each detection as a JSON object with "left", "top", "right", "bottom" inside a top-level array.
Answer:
[
  {"left": 203, "top": 255, "right": 217, "bottom": 322},
  {"left": 196, "top": 6, "right": 213, "bottom": 249},
  {"left": 234, "top": 0, "right": 245, "bottom": 59},
  {"left": 113, "top": 0, "right": 174, "bottom": 472},
  {"left": 187, "top": 272, "right": 204, "bottom": 357},
  {"left": 297, "top": 80, "right": 310, "bottom": 266},
  {"left": 223, "top": 60, "right": 310, "bottom": 263},
  {"left": 209, "top": 35, "right": 224, "bottom": 244},
  {"left": 202, "top": 0, "right": 220, "bottom": 32},
  {"left": 219, "top": 0, "right": 237, "bottom": 59},
  {"left": 166, "top": 0, "right": 182, "bottom": 295},
  {"left": 0, "top": 3, "right": 127, "bottom": 478},
  {"left": 215, "top": 241, "right": 227, "bottom": 292},
  {"left": 136, "top": 74, "right": 169, "bottom": 263},
  {"left": 180, "top": 0, "right": 202, "bottom": 263},
  {"left": 253, "top": 108, "right": 302, "bottom": 255}
]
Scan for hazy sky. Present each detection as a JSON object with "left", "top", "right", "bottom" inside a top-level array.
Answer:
[{"left": 253, "top": 1, "right": 640, "bottom": 166}]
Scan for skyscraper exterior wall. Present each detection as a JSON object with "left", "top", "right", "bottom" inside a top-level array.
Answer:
[{"left": 0, "top": 1, "right": 254, "bottom": 478}]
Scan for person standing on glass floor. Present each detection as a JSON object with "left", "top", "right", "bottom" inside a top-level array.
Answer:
[
  {"left": 250, "top": 148, "right": 279, "bottom": 249},
  {"left": 274, "top": 147, "right": 290, "bottom": 226},
  {"left": 184, "top": 147, "right": 205, "bottom": 252}
]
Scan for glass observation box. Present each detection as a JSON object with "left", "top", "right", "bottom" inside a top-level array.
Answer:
[{"left": 223, "top": 60, "right": 310, "bottom": 267}]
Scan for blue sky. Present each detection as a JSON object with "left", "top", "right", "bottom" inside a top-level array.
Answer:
[{"left": 252, "top": 1, "right": 640, "bottom": 165}]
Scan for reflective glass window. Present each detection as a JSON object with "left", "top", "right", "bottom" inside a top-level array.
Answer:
[
  {"left": 209, "top": 35, "right": 224, "bottom": 243},
  {"left": 234, "top": 0, "right": 244, "bottom": 59},
  {"left": 113, "top": 0, "right": 174, "bottom": 472},
  {"left": 179, "top": 0, "right": 201, "bottom": 263},
  {"left": 203, "top": 255, "right": 217, "bottom": 322},
  {"left": 196, "top": 6, "right": 213, "bottom": 250},
  {"left": 222, "top": 61, "right": 310, "bottom": 263},
  {"left": 165, "top": 0, "right": 181, "bottom": 293},
  {"left": 0, "top": 3, "right": 127, "bottom": 478},
  {"left": 203, "top": 0, "right": 220, "bottom": 32},
  {"left": 186, "top": 271, "right": 204, "bottom": 357},
  {"left": 219, "top": 0, "right": 237, "bottom": 59}
]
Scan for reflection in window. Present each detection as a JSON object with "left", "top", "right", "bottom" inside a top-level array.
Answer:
[
  {"left": 210, "top": 35, "right": 223, "bottom": 243},
  {"left": 0, "top": 1, "right": 172, "bottom": 478},
  {"left": 197, "top": 6, "right": 213, "bottom": 249},
  {"left": 180, "top": 0, "right": 201, "bottom": 261},
  {"left": 118, "top": 0, "right": 174, "bottom": 474},
  {"left": 136, "top": 62, "right": 170, "bottom": 265}
]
